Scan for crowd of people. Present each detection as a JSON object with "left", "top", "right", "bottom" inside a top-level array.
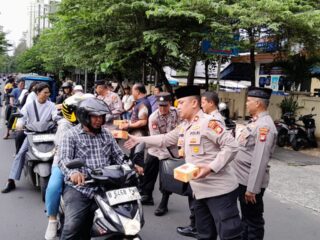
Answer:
[{"left": 0, "top": 74, "right": 277, "bottom": 240}]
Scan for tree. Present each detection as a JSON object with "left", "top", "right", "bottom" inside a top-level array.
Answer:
[{"left": 229, "top": 0, "right": 320, "bottom": 86}]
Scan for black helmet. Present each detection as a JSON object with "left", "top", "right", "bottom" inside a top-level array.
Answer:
[
  {"left": 61, "top": 81, "right": 73, "bottom": 89},
  {"left": 76, "top": 98, "right": 112, "bottom": 133}
]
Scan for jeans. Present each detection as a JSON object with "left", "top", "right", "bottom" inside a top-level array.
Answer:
[
  {"left": 45, "top": 166, "right": 64, "bottom": 216},
  {"left": 60, "top": 185, "right": 97, "bottom": 240},
  {"left": 9, "top": 138, "right": 29, "bottom": 180}
]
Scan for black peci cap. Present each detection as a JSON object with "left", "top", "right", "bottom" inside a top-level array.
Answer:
[
  {"left": 175, "top": 86, "right": 200, "bottom": 100},
  {"left": 247, "top": 87, "right": 272, "bottom": 99},
  {"left": 94, "top": 80, "right": 106, "bottom": 86},
  {"left": 156, "top": 92, "right": 171, "bottom": 106}
]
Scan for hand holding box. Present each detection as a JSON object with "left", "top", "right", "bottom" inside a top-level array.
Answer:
[{"left": 174, "top": 163, "right": 199, "bottom": 183}]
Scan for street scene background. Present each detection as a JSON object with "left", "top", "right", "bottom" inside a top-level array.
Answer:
[{"left": 1, "top": 105, "right": 320, "bottom": 239}]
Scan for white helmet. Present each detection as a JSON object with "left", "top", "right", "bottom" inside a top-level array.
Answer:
[{"left": 218, "top": 102, "right": 227, "bottom": 111}]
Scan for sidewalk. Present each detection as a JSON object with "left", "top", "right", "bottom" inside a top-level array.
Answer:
[{"left": 268, "top": 147, "right": 320, "bottom": 213}]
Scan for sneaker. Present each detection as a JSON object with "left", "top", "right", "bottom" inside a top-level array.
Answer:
[{"left": 45, "top": 220, "right": 58, "bottom": 240}]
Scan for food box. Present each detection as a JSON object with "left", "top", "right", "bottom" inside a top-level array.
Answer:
[
  {"left": 174, "top": 163, "right": 199, "bottom": 183},
  {"left": 111, "top": 130, "right": 128, "bottom": 139},
  {"left": 113, "top": 120, "right": 128, "bottom": 126}
]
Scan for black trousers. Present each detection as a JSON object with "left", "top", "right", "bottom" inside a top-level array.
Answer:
[
  {"left": 140, "top": 153, "right": 171, "bottom": 196},
  {"left": 60, "top": 186, "right": 97, "bottom": 240},
  {"left": 238, "top": 185, "right": 266, "bottom": 240},
  {"left": 194, "top": 189, "right": 242, "bottom": 240}
]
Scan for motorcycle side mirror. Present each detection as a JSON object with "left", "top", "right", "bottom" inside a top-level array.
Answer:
[{"left": 66, "top": 159, "right": 85, "bottom": 169}]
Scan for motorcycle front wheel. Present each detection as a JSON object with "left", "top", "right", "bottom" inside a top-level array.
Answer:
[
  {"left": 292, "top": 138, "right": 303, "bottom": 151},
  {"left": 277, "top": 129, "right": 288, "bottom": 147}
]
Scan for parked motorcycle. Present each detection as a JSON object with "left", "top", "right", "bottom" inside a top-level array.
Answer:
[
  {"left": 275, "top": 112, "right": 297, "bottom": 147},
  {"left": 24, "top": 121, "right": 56, "bottom": 201},
  {"left": 219, "top": 102, "right": 236, "bottom": 136},
  {"left": 290, "top": 107, "right": 317, "bottom": 151},
  {"left": 58, "top": 158, "right": 144, "bottom": 239}
]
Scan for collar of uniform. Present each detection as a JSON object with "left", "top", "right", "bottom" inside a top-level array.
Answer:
[
  {"left": 257, "top": 111, "right": 268, "bottom": 119},
  {"left": 193, "top": 110, "right": 204, "bottom": 122},
  {"left": 210, "top": 109, "right": 219, "bottom": 116}
]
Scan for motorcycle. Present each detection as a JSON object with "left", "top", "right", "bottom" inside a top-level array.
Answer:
[
  {"left": 58, "top": 158, "right": 144, "bottom": 239},
  {"left": 219, "top": 102, "right": 236, "bottom": 136},
  {"left": 275, "top": 112, "right": 297, "bottom": 147},
  {"left": 290, "top": 107, "right": 317, "bottom": 151},
  {"left": 23, "top": 121, "right": 56, "bottom": 201}
]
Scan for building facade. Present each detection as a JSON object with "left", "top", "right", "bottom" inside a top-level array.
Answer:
[{"left": 27, "top": 0, "right": 60, "bottom": 48}]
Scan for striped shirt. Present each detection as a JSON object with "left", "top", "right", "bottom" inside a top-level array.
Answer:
[{"left": 59, "top": 124, "right": 125, "bottom": 198}]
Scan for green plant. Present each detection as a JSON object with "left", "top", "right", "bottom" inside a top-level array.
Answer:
[{"left": 278, "top": 95, "right": 303, "bottom": 116}]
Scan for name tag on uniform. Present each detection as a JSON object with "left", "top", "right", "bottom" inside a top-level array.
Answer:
[{"left": 189, "top": 135, "right": 201, "bottom": 145}]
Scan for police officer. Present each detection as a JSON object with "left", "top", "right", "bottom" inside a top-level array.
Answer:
[
  {"left": 125, "top": 85, "right": 242, "bottom": 240},
  {"left": 201, "top": 91, "right": 225, "bottom": 124},
  {"left": 140, "top": 92, "right": 179, "bottom": 216},
  {"left": 95, "top": 80, "right": 123, "bottom": 120},
  {"left": 233, "top": 87, "right": 277, "bottom": 240}
]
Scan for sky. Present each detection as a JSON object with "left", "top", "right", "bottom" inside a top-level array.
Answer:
[{"left": 0, "top": 0, "right": 30, "bottom": 48}]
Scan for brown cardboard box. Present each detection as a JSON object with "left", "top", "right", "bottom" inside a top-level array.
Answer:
[
  {"left": 174, "top": 163, "right": 199, "bottom": 183},
  {"left": 111, "top": 130, "right": 129, "bottom": 139},
  {"left": 113, "top": 120, "right": 128, "bottom": 126}
]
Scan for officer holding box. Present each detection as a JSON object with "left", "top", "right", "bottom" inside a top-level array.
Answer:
[
  {"left": 125, "top": 86, "right": 242, "bottom": 240},
  {"left": 233, "top": 87, "right": 277, "bottom": 240}
]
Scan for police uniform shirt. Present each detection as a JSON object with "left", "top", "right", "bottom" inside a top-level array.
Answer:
[
  {"left": 233, "top": 111, "right": 277, "bottom": 194},
  {"left": 209, "top": 109, "right": 225, "bottom": 126},
  {"left": 97, "top": 91, "right": 123, "bottom": 118},
  {"left": 142, "top": 110, "right": 239, "bottom": 199},
  {"left": 148, "top": 107, "right": 180, "bottom": 160}
]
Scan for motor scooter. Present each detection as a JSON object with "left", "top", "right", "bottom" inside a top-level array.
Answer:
[
  {"left": 58, "top": 158, "right": 144, "bottom": 240},
  {"left": 275, "top": 112, "right": 297, "bottom": 147},
  {"left": 24, "top": 121, "right": 56, "bottom": 201},
  {"left": 290, "top": 107, "right": 317, "bottom": 151},
  {"left": 219, "top": 102, "right": 236, "bottom": 136}
]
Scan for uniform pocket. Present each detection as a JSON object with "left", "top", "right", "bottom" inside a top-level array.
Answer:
[
  {"left": 219, "top": 205, "right": 242, "bottom": 239},
  {"left": 190, "top": 144, "right": 204, "bottom": 156}
]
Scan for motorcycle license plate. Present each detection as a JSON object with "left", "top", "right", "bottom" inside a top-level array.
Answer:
[
  {"left": 106, "top": 187, "right": 141, "bottom": 206},
  {"left": 33, "top": 134, "right": 55, "bottom": 142}
]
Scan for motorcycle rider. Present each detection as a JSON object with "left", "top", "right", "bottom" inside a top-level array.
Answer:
[
  {"left": 56, "top": 81, "right": 73, "bottom": 105},
  {"left": 1, "top": 83, "right": 59, "bottom": 193},
  {"left": 58, "top": 98, "right": 126, "bottom": 240},
  {"left": 44, "top": 94, "right": 94, "bottom": 240}
]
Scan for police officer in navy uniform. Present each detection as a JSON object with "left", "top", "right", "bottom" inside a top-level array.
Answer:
[
  {"left": 125, "top": 85, "right": 242, "bottom": 240},
  {"left": 233, "top": 87, "right": 277, "bottom": 240}
]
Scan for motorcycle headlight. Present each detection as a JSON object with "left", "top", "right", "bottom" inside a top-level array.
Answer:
[{"left": 31, "top": 147, "right": 55, "bottom": 161}]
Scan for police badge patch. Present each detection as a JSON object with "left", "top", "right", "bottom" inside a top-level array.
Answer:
[
  {"left": 259, "top": 127, "right": 269, "bottom": 142},
  {"left": 208, "top": 120, "right": 223, "bottom": 134}
]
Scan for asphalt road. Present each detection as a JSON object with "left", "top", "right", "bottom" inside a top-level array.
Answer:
[{"left": 0, "top": 105, "right": 320, "bottom": 240}]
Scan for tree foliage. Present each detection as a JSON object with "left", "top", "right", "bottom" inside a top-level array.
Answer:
[{"left": 8, "top": 0, "right": 320, "bottom": 90}]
